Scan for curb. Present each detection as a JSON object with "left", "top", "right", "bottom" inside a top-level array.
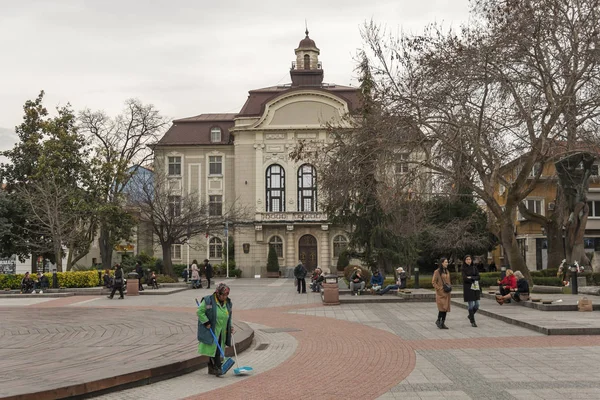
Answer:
[{"left": 1, "top": 322, "right": 254, "bottom": 400}]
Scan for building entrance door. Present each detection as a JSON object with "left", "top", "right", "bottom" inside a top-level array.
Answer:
[{"left": 298, "top": 234, "right": 318, "bottom": 270}]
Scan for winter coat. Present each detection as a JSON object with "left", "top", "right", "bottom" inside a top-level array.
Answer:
[
  {"left": 499, "top": 274, "right": 517, "bottom": 290},
  {"left": 205, "top": 262, "right": 213, "bottom": 279},
  {"left": 462, "top": 263, "right": 481, "bottom": 302},
  {"left": 191, "top": 264, "right": 200, "bottom": 280},
  {"left": 197, "top": 294, "right": 232, "bottom": 356},
  {"left": 432, "top": 268, "right": 452, "bottom": 312},
  {"left": 294, "top": 263, "right": 307, "bottom": 279},
  {"left": 371, "top": 273, "right": 384, "bottom": 286},
  {"left": 113, "top": 268, "right": 124, "bottom": 288}
]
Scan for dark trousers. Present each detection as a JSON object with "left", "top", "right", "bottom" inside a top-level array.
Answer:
[
  {"left": 110, "top": 284, "right": 124, "bottom": 298},
  {"left": 297, "top": 278, "right": 306, "bottom": 293},
  {"left": 138, "top": 278, "right": 144, "bottom": 291},
  {"left": 210, "top": 335, "right": 223, "bottom": 370},
  {"left": 499, "top": 286, "right": 511, "bottom": 296},
  {"left": 206, "top": 278, "right": 211, "bottom": 289}
]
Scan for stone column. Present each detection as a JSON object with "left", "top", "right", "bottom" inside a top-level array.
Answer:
[
  {"left": 286, "top": 226, "right": 295, "bottom": 268},
  {"left": 320, "top": 225, "right": 330, "bottom": 272}
]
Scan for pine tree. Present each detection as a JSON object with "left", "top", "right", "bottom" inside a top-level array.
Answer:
[{"left": 267, "top": 245, "right": 280, "bottom": 272}]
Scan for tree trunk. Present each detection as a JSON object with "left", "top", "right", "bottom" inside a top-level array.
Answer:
[
  {"left": 499, "top": 221, "right": 532, "bottom": 285},
  {"left": 161, "top": 242, "right": 174, "bottom": 277},
  {"left": 53, "top": 242, "right": 63, "bottom": 272},
  {"left": 566, "top": 202, "right": 590, "bottom": 265},
  {"left": 99, "top": 226, "right": 113, "bottom": 270},
  {"left": 544, "top": 220, "right": 565, "bottom": 271}
]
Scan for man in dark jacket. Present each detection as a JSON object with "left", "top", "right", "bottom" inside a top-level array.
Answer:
[
  {"left": 294, "top": 260, "right": 307, "bottom": 294},
  {"left": 107, "top": 264, "right": 125, "bottom": 299},
  {"left": 135, "top": 261, "right": 144, "bottom": 291},
  {"left": 204, "top": 259, "right": 213, "bottom": 289}
]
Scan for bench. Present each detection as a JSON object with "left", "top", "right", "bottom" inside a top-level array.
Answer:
[{"left": 531, "top": 285, "right": 563, "bottom": 294}]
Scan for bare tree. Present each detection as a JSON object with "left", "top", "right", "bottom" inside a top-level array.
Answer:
[
  {"left": 129, "top": 169, "right": 249, "bottom": 277},
  {"left": 359, "top": 0, "right": 600, "bottom": 282},
  {"left": 79, "top": 99, "right": 169, "bottom": 269}
]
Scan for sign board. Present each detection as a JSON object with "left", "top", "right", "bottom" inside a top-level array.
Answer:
[{"left": 0, "top": 258, "right": 17, "bottom": 274}]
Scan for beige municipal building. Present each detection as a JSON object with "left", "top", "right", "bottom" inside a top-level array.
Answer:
[{"left": 153, "top": 31, "right": 360, "bottom": 276}]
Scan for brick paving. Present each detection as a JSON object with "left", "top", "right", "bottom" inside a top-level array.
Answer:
[{"left": 1, "top": 279, "right": 599, "bottom": 400}]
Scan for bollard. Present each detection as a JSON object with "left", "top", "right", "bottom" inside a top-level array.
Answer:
[
  {"left": 52, "top": 272, "right": 58, "bottom": 289},
  {"left": 414, "top": 267, "right": 420, "bottom": 289},
  {"left": 571, "top": 265, "right": 579, "bottom": 295},
  {"left": 98, "top": 270, "right": 102, "bottom": 286}
]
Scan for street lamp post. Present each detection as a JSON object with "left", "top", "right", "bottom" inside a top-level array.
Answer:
[{"left": 225, "top": 221, "right": 229, "bottom": 279}]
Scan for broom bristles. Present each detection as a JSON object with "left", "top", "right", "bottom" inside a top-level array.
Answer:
[{"left": 221, "top": 357, "right": 235, "bottom": 374}]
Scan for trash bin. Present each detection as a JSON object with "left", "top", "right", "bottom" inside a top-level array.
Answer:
[
  {"left": 322, "top": 274, "right": 340, "bottom": 306},
  {"left": 127, "top": 272, "right": 140, "bottom": 296}
]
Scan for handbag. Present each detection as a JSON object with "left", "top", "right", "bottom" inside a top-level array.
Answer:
[
  {"left": 443, "top": 283, "right": 452, "bottom": 293},
  {"left": 471, "top": 281, "right": 480, "bottom": 291}
]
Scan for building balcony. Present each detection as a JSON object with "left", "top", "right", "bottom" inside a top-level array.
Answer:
[{"left": 255, "top": 212, "right": 328, "bottom": 223}]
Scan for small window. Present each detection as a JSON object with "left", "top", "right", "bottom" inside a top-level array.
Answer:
[
  {"left": 269, "top": 236, "right": 283, "bottom": 258},
  {"left": 209, "top": 156, "right": 222, "bottom": 175},
  {"left": 209, "top": 237, "right": 223, "bottom": 258},
  {"left": 518, "top": 199, "right": 543, "bottom": 220},
  {"left": 304, "top": 54, "right": 310, "bottom": 70},
  {"left": 209, "top": 195, "right": 222, "bottom": 216},
  {"left": 395, "top": 153, "right": 409, "bottom": 174},
  {"left": 333, "top": 235, "right": 348, "bottom": 257},
  {"left": 529, "top": 163, "right": 542, "bottom": 178},
  {"left": 210, "top": 127, "right": 222, "bottom": 143},
  {"left": 587, "top": 201, "right": 600, "bottom": 218},
  {"left": 168, "top": 196, "right": 181, "bottom": 217},
  {"left": 168, "top": 156, "right": 181, "bottom": 176},
  {"left": 171, "top": 244, "right": 182, "bottom": 260}
]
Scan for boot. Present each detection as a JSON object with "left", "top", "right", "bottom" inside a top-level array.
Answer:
[
  {"left": 440, "top": 320, "right": 449, "bottom": 329},
  {"left": 470, "top": 309, "right": 478, "bottom": 327},
  {"left": 436, "top": 318, "right": 442, "bottom": 329}
]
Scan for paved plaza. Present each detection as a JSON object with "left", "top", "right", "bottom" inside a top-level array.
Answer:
[{"left": 1, "top": 278, "right": 600, "bottom": 399}]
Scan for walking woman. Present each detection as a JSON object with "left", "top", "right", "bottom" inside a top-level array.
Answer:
[
  {"left": 462, "top": 255, "right": 481, "bottom": 327},
  {"left": 197, "top": 283, "right": 233, "bottom": 376},
  {"left": 191, "top": 260, "right": 201, "bottom": 289},
  {"left": 432, "top": 258, "right": 452, "bottom": 329}
]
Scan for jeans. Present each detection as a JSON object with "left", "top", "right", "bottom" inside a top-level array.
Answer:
[
  {"left": 467, "top": 300, "right": 480, "bottom": 312},
  {"left": 349, "top": 281, "right": 365, "bottom": 293},
  {"left": 379, "top": 284, "right": 399, "bottom": 295}
]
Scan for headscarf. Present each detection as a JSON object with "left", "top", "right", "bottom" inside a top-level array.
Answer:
[{"left": 215, "top": 283, "right": 230, "bottom": 296}]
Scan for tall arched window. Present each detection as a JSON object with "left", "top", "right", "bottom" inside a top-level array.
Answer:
[
  {"left": 269, "top": 235, "right": 283, "bottom": 258},
  {"left": 266, "top": 164, "right": 285, "bottom": 212},
  {"left": 333, "top": 235, "right": 348, "bottom": 257},
  {"left": 298, "top": 164, "right": 317, "bottom": 212},
  {"left": 304, "top": 54, "right": 310, "bottom": 69},
  {"left": 209, "top": 237, "right": 223, "bottom": 259}
]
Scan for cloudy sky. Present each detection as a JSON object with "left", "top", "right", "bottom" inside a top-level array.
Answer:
[{"left": 0, "top": 0, "right": 470, "bottom": 156}]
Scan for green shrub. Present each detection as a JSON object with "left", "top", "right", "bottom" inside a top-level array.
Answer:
[
  {"left": 336, "top": 251, "right": 350, "bottom": 272},
  {"left": 231, "top": 268, "right": 242, "bottom": 278},
  {"left": 267, "top": 246, "right": 280, "bottom": 272},
  {"left": 0, "top": 271, "right": 99, "bottom": 290},
  {"left": 343, "top": 265, "right": 372, "bottom": 288},
  {"left": 173, "top": 263, "right": 188, "bottom": 277},
  {"left": 532, "top": 276, "right": 563, "bottom": 286},
  {"left": 155, "top": 274, "right": 177, "bottom": 284}
]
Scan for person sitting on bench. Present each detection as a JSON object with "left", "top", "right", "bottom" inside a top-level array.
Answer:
[
  {"left": 103, "top": 269, "right": 113, "bottom": 288},
  {"left": 370, "top": 270, "right": 384, "bottom": 293},
  {"left": 496, "top": 271, "right": 529, "bottom": 305},
  {"left": 147, "top": 271, "right": 159, "bottom": 289},
  {"left": 21, "top": 272, "right": 35, "bottom": 293},
  {"left": 497, "top": 269, "right": 516, "bottom": 296},
  {"left": 36, "top": 272, "right": 49, "bottom": 292},
  {"left": 378, "top": 267, "right": 404, "bottom": 295},
  {"left": 310, "top": 268, "right": 325, "bottom": 292},
  {"left": 349, "top": 267, "right": 365, "bottom": 295}
]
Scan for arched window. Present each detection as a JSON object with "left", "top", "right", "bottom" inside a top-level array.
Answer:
[
  {"left": 266, "top": 164, "right": 285, "bottom": 212},
  {"left": 209, "top": 237, "right": 223, "bottom": 259},
  {"left": 298, "top": 164, "right": 317, "bottom": 212},
  {"left": 304, "top": 54, "right": 310, "bottom": 70},
  {"left": 333, "top": 235, "right": 348, "bottom": 257},
  {"left": 269, "top": 235, "right": 283, "bottom": 258}
]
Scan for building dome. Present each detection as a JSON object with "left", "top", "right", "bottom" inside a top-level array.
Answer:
[{"left": 298, "top": 29, "right": 317, "bottom": 49}]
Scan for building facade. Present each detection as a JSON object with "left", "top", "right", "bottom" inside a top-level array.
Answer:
[{"left": 154, "top": 32, "right": 360, "bottom": 276}]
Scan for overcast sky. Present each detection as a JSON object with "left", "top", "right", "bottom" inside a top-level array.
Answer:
[{"left": 0, "top": 0, "right": 471, "bottom": 156}]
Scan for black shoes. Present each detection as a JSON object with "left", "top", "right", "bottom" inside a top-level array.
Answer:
[{"left": 436, "top": 319, "right": 442, "bottom": 329}]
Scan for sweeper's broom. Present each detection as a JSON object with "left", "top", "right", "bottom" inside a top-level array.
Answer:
[{"left": 232, "top": 333, "right": 253, "bottom": 375}]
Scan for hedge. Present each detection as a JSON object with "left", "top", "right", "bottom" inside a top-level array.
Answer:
[{"left": 0, "top": 271, "right": 99, "bottom": 290}]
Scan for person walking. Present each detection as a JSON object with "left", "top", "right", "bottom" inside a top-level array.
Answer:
[
  {"left": 107, "top": 264, "right": 125, "bottom": 299},
  {"left": 432, "top": 258, "right": 452, "bottom": 329},
  {"left": 191, "top": 260, "right": 201, "bottom": 289},
  {"left": 135, "top": 261, "right": 145, "bottom": 291},
  {"left": 294, "top": 260, "right": 307, "bottom": 294},
  {"left": 197, "top": 283, "right": 233, "bottom": 376},
  {"left": 204, "top": 259, "right": 213, "bottom": 289},
  {"left": 462, "top": 255, "right": 481, "bottom": 327}
]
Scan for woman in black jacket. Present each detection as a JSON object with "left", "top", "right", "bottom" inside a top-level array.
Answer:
[
  {"left": 107, "top": 264, "right": 125, "bottom": 299},
  {"left": 462, "top": 255, "right": 480, "bottom": 327}
]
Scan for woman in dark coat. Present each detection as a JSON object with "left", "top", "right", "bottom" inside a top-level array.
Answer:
[{"left": 462, "top": 255, "right": 481, "bottom": 327}]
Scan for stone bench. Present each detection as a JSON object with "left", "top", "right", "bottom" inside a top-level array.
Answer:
[
  {"left": 578, "top": 286, "right": 600, "bottom": 296},
  {"left": 531, "top": 285, "right": 563, "bottom": 294}
]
